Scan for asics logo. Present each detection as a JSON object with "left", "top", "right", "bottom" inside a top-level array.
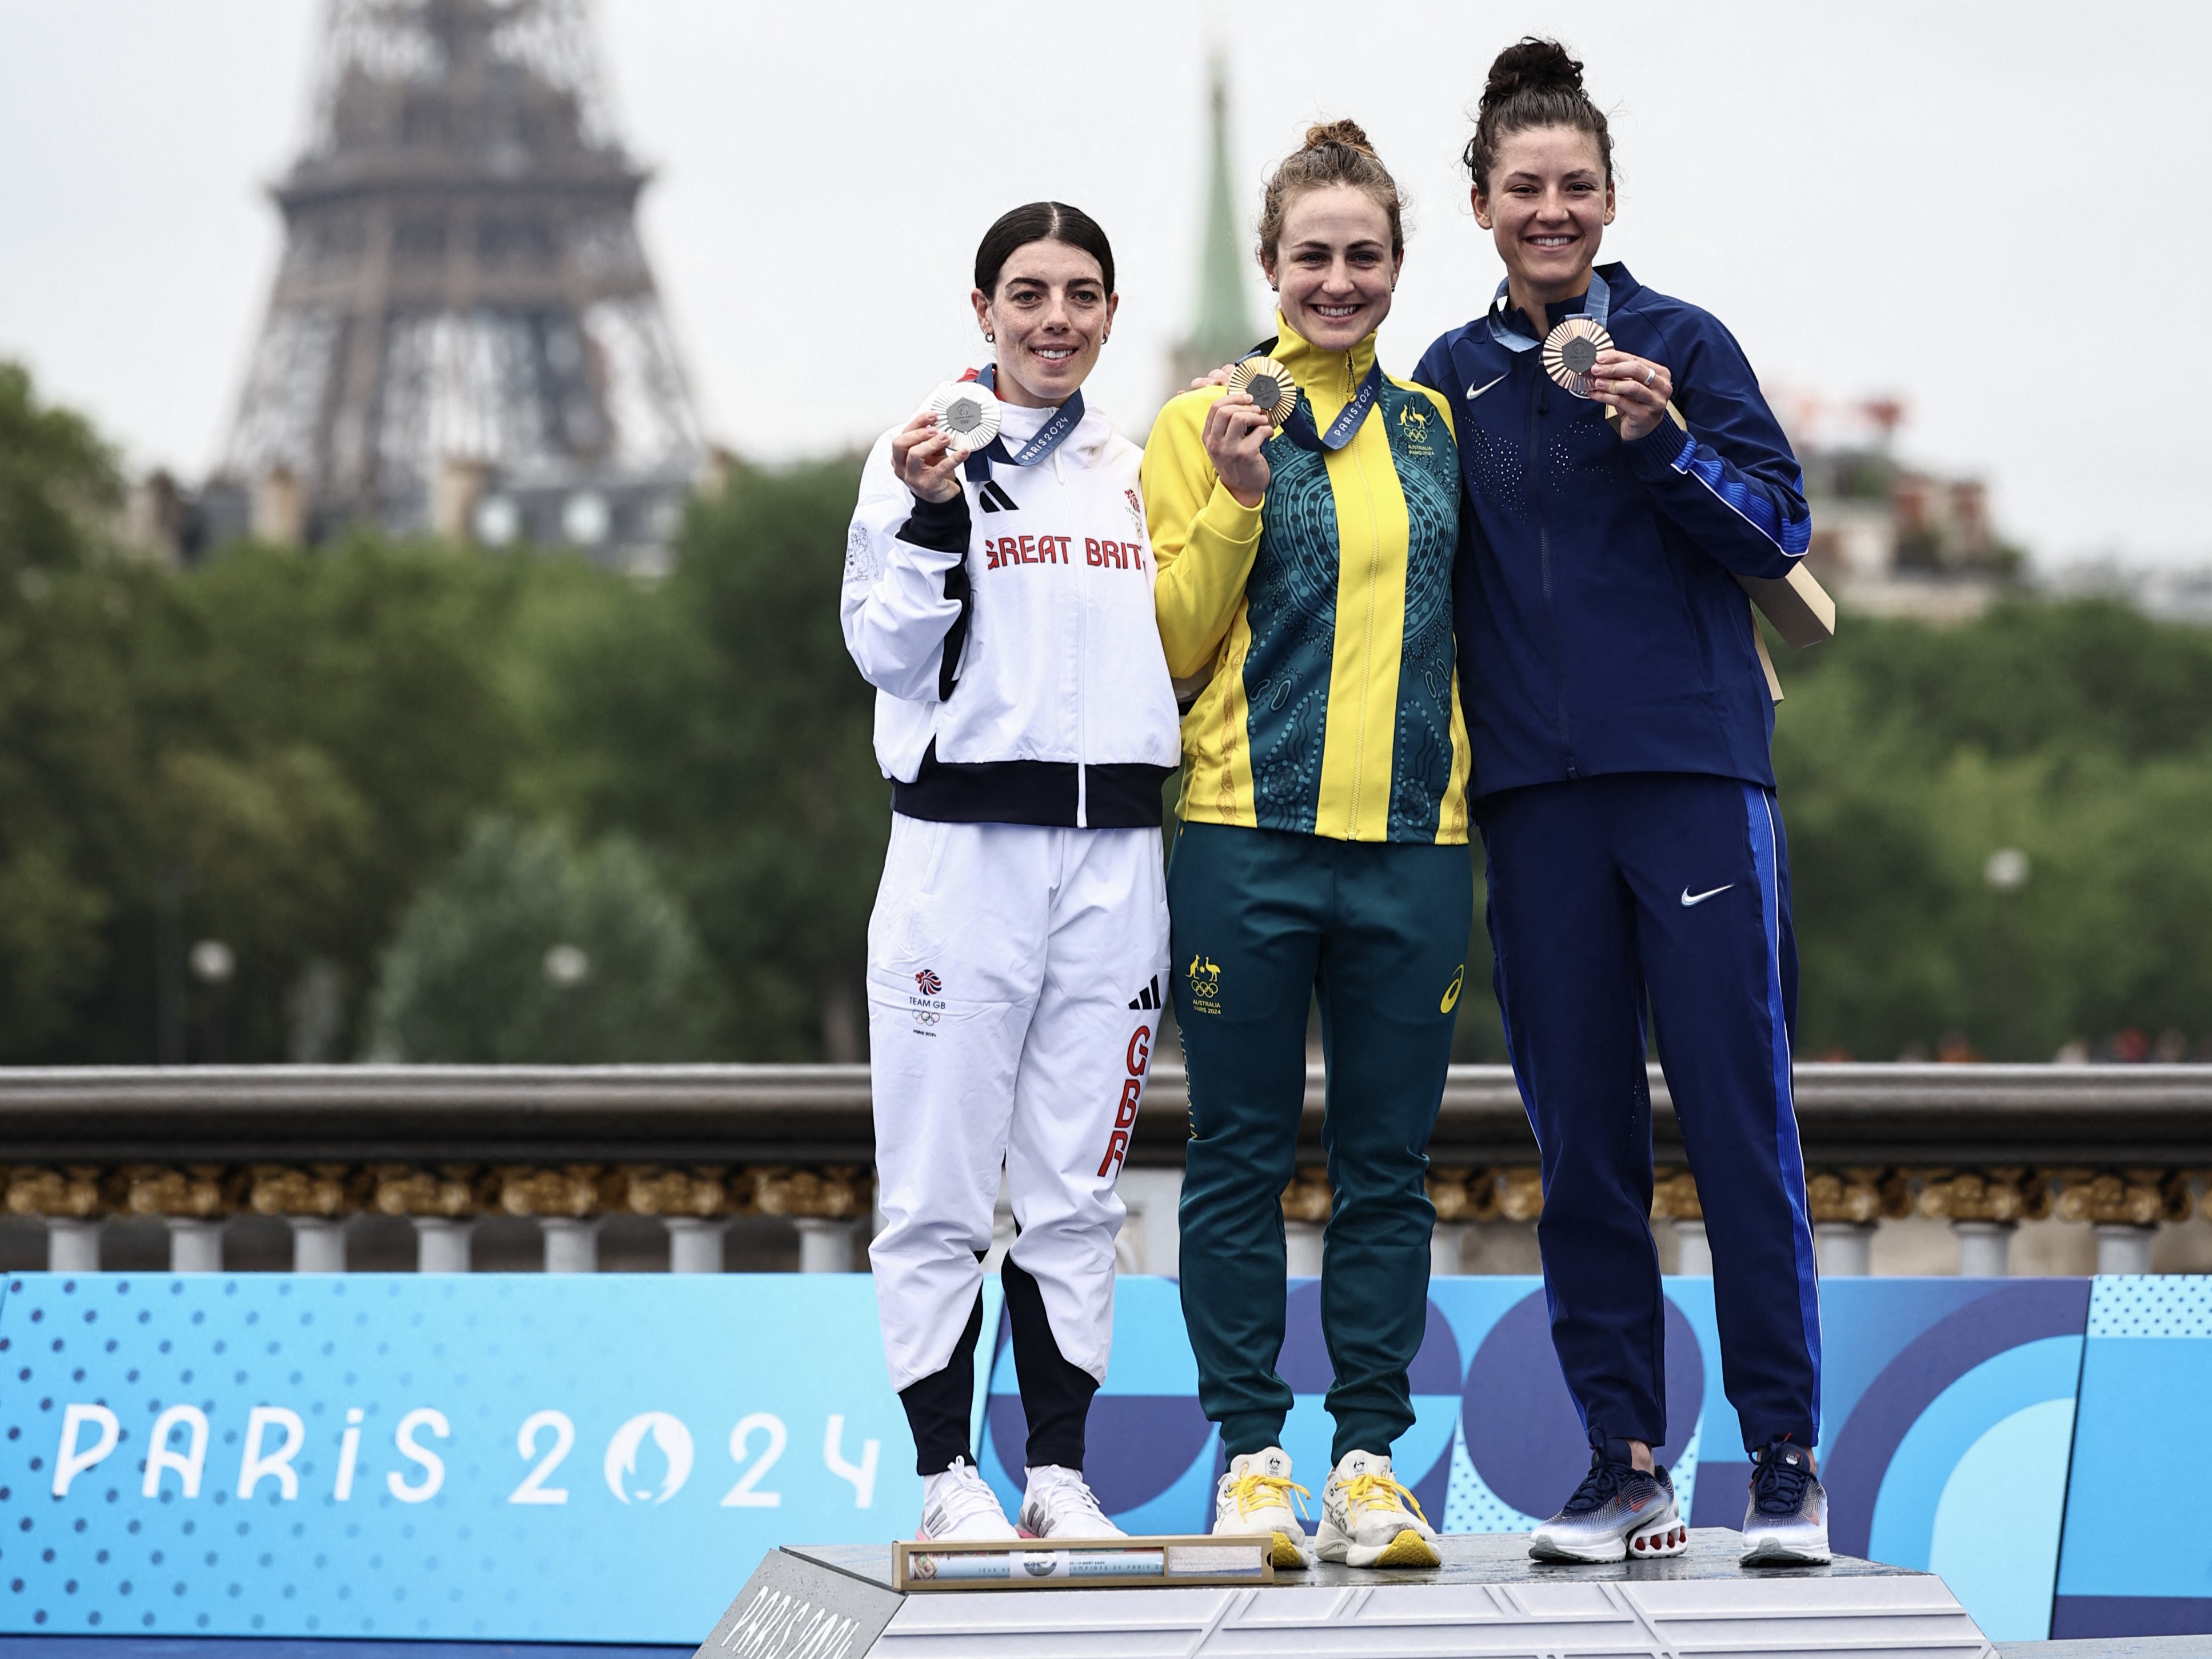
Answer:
[
  {"left": 1680, "top": 884, "right": 1734, "bottom": 908},
  {"left": 1466, "top": 372, "right": 1508, "bottom": 401}
]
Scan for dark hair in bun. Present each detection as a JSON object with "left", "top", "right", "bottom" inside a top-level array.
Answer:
[
  {"left": 1256, "top": 118, "right": 1406, "bottom": 265},
  {"left": 975, "top": 201, "right": 1115, "bottom": 297},
  {"left": 1463, "top": 37, "right": 1613, "bottom": 192}
]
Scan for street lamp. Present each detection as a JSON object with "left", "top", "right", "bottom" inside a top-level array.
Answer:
[
  {"left": 1984, "top": 849, "right": 2029, "bottom": 1058},
  {"left": 189, "top": 940, "right": 236, "bottom": 984},
  {"left": 544, "top": 944, "right": 590, "bottom": 986}
]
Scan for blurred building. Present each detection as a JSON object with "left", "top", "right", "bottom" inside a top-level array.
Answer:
[
  {"left": 1164, "top": 61, "right": 1259, "bottom": 404},
  {"left": 1783, "top": 393, "right": 2021, "bottom": 623},
  {"left": 190, "top": 0, "right": 705, "bottom": 571}
]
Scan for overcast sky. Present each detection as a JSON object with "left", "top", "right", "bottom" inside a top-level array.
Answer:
[{"left": 2, "top": 1, "right": 2206, "bottom": 566}]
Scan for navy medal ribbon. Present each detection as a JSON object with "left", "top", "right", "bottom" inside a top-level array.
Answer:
[
  {"left": 1280, "top": 360, "right": 1383, "bottom": 454},
  {"left": 962, "top": 364, "right": 1085, "bottom": 481},
  {"left": 1237, "top": 339, "right": 1383, "bottom": 455}
]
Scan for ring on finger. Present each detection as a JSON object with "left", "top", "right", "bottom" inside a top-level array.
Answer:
[{"left": 1643, "top": 367, "right": 1657, "bottom": 387}]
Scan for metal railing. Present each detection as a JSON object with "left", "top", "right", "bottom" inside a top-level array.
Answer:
[{"left": 4, "top": 1064, "right": 2208, "bottom": 1278}]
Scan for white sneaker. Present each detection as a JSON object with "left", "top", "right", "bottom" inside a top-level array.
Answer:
[
  {"left": 1212, "top": 1446, "right": 1313, "bottom": 1569},
  {"left": 1315, "top": 1449, "right": 1440, "bottom": 1569},
  {"left": 1019, "top": 1464, "right": 1124, "bottom": 1540},
  {"left": 917, "top": 1457, "right": 1019, "bottom": 1542}
]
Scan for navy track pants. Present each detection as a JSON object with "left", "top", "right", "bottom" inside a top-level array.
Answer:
[{"left": 1475, "top": 772, "right": 1821, "bottom": 1456}]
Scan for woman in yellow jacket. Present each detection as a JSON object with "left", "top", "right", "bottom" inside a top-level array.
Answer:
[{"left": 1141, "top": 120, "right": 1470, "bottom": 1570}]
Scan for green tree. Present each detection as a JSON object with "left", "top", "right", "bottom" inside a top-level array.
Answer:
[
  {"left": 369, "top": 817, "right": 718, "bottom": 1062},
  {"left": 0, "top": 363, "right": 144, "bottom": 1056},
  {"left": 109, "top": 537, "right": 538, "bottom": 1061},
  {"left": 528, "top": 457, "right": 887, "bottom": 1059},
  {"left": 1774, "top": 601, "right": 2212, "bottom": 1059}
]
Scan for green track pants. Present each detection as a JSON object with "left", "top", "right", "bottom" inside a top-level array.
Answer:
[{"left": 1168, "top": 819, "right": 1472, "bottom": 1465}]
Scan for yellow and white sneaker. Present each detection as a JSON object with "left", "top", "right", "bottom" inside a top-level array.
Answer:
[
  {"left": 1315, "top": 1449, "right": 1440, "bottom": 1569},
  {"left": 1213, "top": 1446, "right": 1313, "bottom": 1569}
]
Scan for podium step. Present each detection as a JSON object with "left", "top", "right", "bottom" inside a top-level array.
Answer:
[{"left": 696, "top": 1529, "right": 1998, "bottom": 1657}]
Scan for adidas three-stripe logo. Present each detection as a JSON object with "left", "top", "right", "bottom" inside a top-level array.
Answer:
[
  {"left": 976, "top": 480, "right": 1019, "bottom": 513},
  {"left": 1127, "top": 975, "right": 1161, "bottom": 1012}
]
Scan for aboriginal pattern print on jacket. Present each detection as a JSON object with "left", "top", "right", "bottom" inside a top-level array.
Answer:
[{"left": 1143, "top": 314, "right": 1473, "bottom": 848}]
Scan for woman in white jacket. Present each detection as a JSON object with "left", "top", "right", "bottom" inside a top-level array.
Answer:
[{"left": 841, "top": 202, "right": 1180, "bottom": 1544}]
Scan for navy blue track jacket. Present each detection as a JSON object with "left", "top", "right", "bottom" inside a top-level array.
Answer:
[{"left": 1414, "top": 264, "right": 1811, "bottom": 798}]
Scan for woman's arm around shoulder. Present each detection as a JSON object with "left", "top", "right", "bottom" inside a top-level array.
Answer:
[
  {"left": 1142, "top": 387, "right": 1267, "bottom": 680},
  {"left": 839, "top": 426, "right": 972, "bottom": 702}
]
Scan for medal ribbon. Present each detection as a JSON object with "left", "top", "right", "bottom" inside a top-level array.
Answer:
[
  {"left": 1483, "top": 267, "right": 1611, "bottom": 353},
  {"left": 1281, "top": 361, "right": 1383, "bottom": 454},
  {"left": 1237, "top": 340, "right": 1383, "bottom": 454},
  {"left": 962, "top": 365, "right": 1085, "bottom": 481}
]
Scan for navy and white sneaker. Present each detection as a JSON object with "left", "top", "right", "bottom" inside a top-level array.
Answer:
[
  {"left": 1740, "top": 1439, "right": 1830, "bottom": 1565},
  {"left": 1529, "top": 1443, "right": 1688, "bottom": 1563}
]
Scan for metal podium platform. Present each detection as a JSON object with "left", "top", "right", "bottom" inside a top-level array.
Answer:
[{"left": 695, "top": 1530, "right": 1998, "bottom": 1657}]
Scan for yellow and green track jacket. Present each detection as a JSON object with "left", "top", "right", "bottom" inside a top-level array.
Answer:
[{"left": 1143, "top": 316, "right": 1471, "bottom": 844}]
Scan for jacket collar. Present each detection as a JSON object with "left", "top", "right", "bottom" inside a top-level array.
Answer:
[
  {"left": 996, "top": 392, "right": 1113, "bottom": 463},
  {"left": 1272, "top": 311, "right": 1379, "bottom": 412},
  {"left": 1495, "top": 262, "right": 1639, "bottom": 343}
]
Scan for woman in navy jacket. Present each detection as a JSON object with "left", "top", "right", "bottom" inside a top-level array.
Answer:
[{"left": 1415, "top": 39, "right": 1828, "bottom": 1568}]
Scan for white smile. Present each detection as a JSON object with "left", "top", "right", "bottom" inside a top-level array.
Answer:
[
  {"left": 1315, "top": 304, "right": 1361, "bottom": 318},
  {"left": 1033, "top": 347, "right": 1074, "bottom": 361},
  {"left": 1530, "top": 235, "right": 1576, "bottom": 249}
]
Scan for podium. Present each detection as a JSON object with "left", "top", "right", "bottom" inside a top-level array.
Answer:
[{"left": 694, "top": 1530, "right": 1997, "bottom": 1657}]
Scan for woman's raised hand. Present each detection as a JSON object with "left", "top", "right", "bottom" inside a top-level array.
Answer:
[
  {"left": 891, "top": 413, "right": 965, "bottom": 503},
  {"left": 1203, "top": 391, "right": 1273, "bottom": 509},
  {"left": 1590, "top": 351, "right": 1675, "bottom": 443}
]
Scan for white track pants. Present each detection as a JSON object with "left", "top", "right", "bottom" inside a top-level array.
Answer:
[{"left": 867, "top": 813, "right": 1169, "bottom": 1393}]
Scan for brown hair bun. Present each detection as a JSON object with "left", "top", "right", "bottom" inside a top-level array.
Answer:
[
  {"left": 1464, "top": 36, "right": 1613, "bottom": 192},
  {"left": 1300, "top": 118, "right": 1378, "bottom": 158},
  {"left": 1256, "top": 118, "right": 1406, "bottom": 265}
]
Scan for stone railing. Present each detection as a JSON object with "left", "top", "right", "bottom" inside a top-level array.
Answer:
[{"left": 3, "top": 1064, "right": 2207, "bottom": 1278}]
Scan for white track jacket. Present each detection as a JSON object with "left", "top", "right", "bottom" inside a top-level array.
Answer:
[{"left": 841, "top": 397, "right": 1180, "bottom": 828}]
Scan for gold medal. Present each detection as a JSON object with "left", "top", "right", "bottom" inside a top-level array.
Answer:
[
  {"left": 925, "top": 380, "right": 1003, "bottom": 455},
  {"left": 1542, "top": 317, "right": 1614, "bottom": 399},
  {"left": 1225, "top": 357, "right": 1299, "bottom": 427}
]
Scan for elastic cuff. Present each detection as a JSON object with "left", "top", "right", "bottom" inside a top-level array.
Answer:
[
  {"left": 1220, "top": 1412, "right": 1288, "bottom": 1464},
  {"left": 1197, "top": 477, "right": 1264, "bottom": 541},
  {"left": 1623, "top": 410, "right": 1695, "bottom": 477},
  {"left": 896, "top": 490, "right": 972, "bottom": 554}
]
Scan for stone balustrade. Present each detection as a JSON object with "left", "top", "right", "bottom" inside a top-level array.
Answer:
[{"left": 2, "top": 1064, "right": 2207, "bottom": 1277}]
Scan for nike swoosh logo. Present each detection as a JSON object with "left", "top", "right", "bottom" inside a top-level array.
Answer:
[
  {"left": 1466, "top": 372, "right": 1508, "bottom": 401},
  {"left": 1680, "top": 885, "right": 1734, "bottom": 907}
]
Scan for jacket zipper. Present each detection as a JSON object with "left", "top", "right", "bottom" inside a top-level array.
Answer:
[
  {"left": 1345, "top": 349, "right": 1380, "bottom": 835},
  {"left": 1072, "top": 456, "right": 1089, "bottom": 828},
  {"left": 1529, "top": 367, "right": 1576, "bottom": 777}
]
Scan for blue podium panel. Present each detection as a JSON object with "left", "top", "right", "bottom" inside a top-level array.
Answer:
[
  {"left": 2053, "top": 1278, "right": 2212, "bottom": 1641},
  {"left": 5, "top": 1270, "right": 2204, "bottom": 1648},
  {"left": 0, "top": 1274, "right": 916, "bottom": 1642}
]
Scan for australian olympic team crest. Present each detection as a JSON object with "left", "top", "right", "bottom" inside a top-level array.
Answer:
[
  {"left": 1185, "top": 953, "right": 1221, "bottom": 1017},
  {"left": 1396, "top": 400, "right": 1436, "bottom": 457},
  {"left": 908, "top": 968, "right": 945, "bottom": 1034}
]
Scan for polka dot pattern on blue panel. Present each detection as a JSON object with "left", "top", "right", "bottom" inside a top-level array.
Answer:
[{"left": 2087, "top": 1276, "right": 2212, "bottom": 1338}]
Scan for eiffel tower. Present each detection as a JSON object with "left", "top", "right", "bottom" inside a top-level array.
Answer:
[{"left": 219, "top": 0, "right": 704, "bottom": 567}]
